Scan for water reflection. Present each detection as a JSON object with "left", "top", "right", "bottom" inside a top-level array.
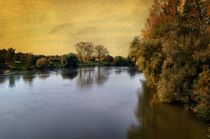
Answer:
[
  {"left": 0, "top": 70, "right": 52, "bottom": 87},
  {"left": 0, "top": 68, "right": 208, "bottom": 139},
  {"left": 8, "top": 74, "right": 16, "bottom": 88},
  {"left": 127, "top": 81, "right": 208, "bottom": 139},
  {"left": 61, "top": 69, "right": 78, "bottom": 80},
  {"left": 76, "top": 68, "right": 94, "bottom": 89},
  {"left": 0, "top": 67, "right": 111, "bottom": 89},
  {"left": 115, "top": 68, "right": 123, "bottom": 74},
  {"left": 37, "top": 70, "right": 50, "bottom": 80},
  {"left": 76, "top": 67, "right": 109, "bottom": 89},
  {"left": 0, "top": 70, "right": 51, "bottom": 88},
  {"left": 127, "top": 67, "right": 138, "bottom": 78},
  {"left": 22, "top": 71, "right": 36, "bottom": 86},
  {"left": 0, "top": 75, "right": 6, "bottom": 84},
  {"left": 95, "top": 67, "right": 109, "bottom": 85},
  {"left": 8, "top": 73, "right": 21, "bottom": 88}
]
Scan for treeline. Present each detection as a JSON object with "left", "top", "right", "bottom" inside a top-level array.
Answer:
[
  {"left": 129, "top": 0, "right": 210, "bottom": 122},
  {"left": 0, "top": 42, "right": 133, "bottom": 70}
]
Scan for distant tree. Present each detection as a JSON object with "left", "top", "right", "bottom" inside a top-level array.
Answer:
[
  {"left": 0, "top": 49, "right": 7, "bottom": 68},
  {"left": 104, "top": 55, "right": 114, "bottom": 62},
  {"left": 14, "top": 52, "right": 23, "bottom": 62},
  {"left": 113, "top": 56, "right": 129, "bottom": 66},
  {"left": 48, "top": 56, "right": 61, "bottom": 68},
  {"left": 94, "top": 45, "right": 109, "bottom": 64},
  {"left": 103, "top": 55, "right": 114, "bottom": 66},
  {"left": 25, "top": 54, "right": 34, "bottom": 69},
  {"left": 7, "top": 48, "right": 15, "bottom": 63},
  {"left": 61, "top": 53, "right": 78, "bottom": 68},
  {"left": 36, "top": 57, "right": 48, "bottom": 69},
  {"left": 75, "top": 42, "right": 94, "bottom": 63}
]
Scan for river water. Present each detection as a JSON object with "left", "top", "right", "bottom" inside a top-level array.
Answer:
[{"left": 0, "top": 67, "right": 208, "bottom": 139}]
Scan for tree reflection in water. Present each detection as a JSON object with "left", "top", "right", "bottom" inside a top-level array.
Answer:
[
  {"left": 8, "top": 72, "right": 21, "bottom": 88},
  {"left": 95, "top": 67, "right": 109, "bottom": 85},
  {"left": 76, "top": 68, "right": 95, "bottom": 89},
  {"left": 22, "top": 71, "right": 36, "bottom": 86},
  {"left": 127, "top": 67, "right": 138, "bottom": 78},
  {"left": 0, "top": 75, "right": 6, "bottom": 85},
  {"left": 0, "top": 67, "right": 111, "bottom": 89},
  {"left": 0, "top": 73, "right": 20, "bottom": 88},
  {"left": 61, "top": 69, "right": 78, "bottom": 80},
  {"left": 0, "top": 68, "right": 208, "bottom": 139},
  {"left": 37, "top": 70, "right": 50, "bottom": 80},
  {"left": 8, "top": 74, "right": 16, "bottom": 88},
  {"left": 76, "top": 67, "right": 109, "bottom": 89},
  {"left": 127, "top": 81, "right": 208, "bottom": 139},
  {"left": 0, "top": 70, "right": 51, "bottom": 88}
]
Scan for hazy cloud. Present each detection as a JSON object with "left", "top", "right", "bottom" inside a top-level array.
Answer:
[
  {"left": 0, "top": 0, "right": 152, "bottom": 56},
  {"left": 49, "top": 23, "right": 73, "bottom": 34}
]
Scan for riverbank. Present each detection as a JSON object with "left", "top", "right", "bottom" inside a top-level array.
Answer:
[{"left": 0, "top": 65, "right": 136, "bottom": 75}]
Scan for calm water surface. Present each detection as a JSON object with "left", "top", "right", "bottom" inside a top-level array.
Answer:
[{"left": 0, "top": 67, "right": 208, "bottom": 139}]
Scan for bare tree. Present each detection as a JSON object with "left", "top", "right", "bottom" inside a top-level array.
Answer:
[
  {"left": 94, "top": 45, "right": 109, "bottom": 64},
  {"left": 75, "top": 42, "right": 94, "bottom": 63}
]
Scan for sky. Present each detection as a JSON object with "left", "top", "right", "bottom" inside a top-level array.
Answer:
[{"left": 0, "top": 0, "right": 152, "bottom": 56}]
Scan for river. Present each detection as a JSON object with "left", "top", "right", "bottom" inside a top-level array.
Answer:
[{"left": 0, "top": 67, "right": 208, "bottom": 139}]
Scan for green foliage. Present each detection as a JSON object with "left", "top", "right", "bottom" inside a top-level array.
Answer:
[
  {"left": 103, "top": 55, "right": 114, "bottom": 66},
  {"left": 61, "top": 53, "right": 78, "bottom": 68},
  {"left": 7, "top": 48, "right": 15, "bottom": 63},
  {"left": 0, "top": 49, "right": 7, "bottom": 69},
  {"left": 0, "top": 42, "right": 132, "bottom": 71},
  {"left": 46, "top": 57, "right": 59, "bottom": 69},
  {"left": 113, "top": 56, "right": 129, "bottom": 66},
  {"left": 130, "top": 0, "right": 210, "bottom": 122}
]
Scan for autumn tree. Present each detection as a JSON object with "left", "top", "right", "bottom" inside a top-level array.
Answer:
[
  {"left": 193, "top": 65, "right": 210, "bottom": 121},
  {"left": 128, "top": 36, "right": 141, "bottom": 64},
  {"left": 75, "top": 42, "right": 94, "bottom": 63},
  {"left": 131, "top": 0, "right": 210, "bottom": 121},
  {"left": 36, "top": 57, "right": 48, "bottom": 69},
  {"left": 94, "top": 45, "right": 109, "bottom": 64}
]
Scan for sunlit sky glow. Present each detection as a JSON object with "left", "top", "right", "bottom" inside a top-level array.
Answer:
[{"left": 0, "top": 0, "right": 152, "bottom": 56}]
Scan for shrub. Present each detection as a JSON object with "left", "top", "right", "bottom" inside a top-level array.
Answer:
[
  {"left": 61, "top": 53, "right": 78, "bottom": 68},
  {"left": 36, "top": 57, "right": 48, "bottom": 69}
]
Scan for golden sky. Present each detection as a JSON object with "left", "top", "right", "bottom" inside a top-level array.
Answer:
[{"left": 0, "top": 0, "right": 152, "bottom": 56}]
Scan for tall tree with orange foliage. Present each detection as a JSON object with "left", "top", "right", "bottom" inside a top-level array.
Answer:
[{"left": 130, "top": 0, "right": 210, "bottom": 121}]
